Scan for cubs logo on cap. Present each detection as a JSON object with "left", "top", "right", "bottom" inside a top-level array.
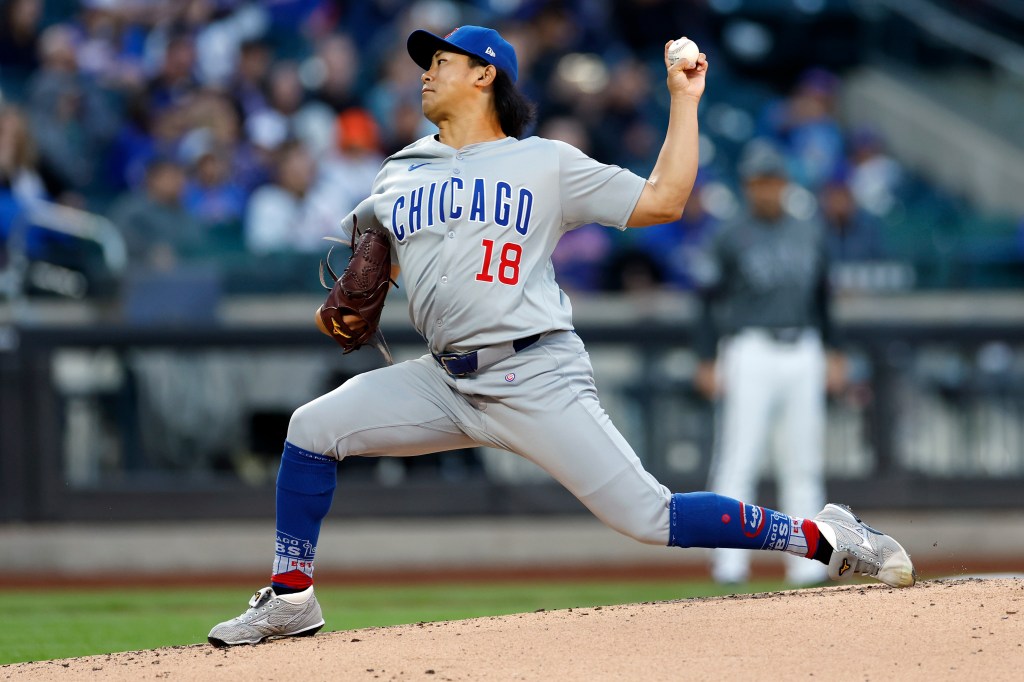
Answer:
[{"left": 407, "top": 25, "right": 519, "bottom": 83}]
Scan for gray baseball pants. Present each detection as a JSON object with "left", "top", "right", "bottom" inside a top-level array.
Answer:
[{"left": 287, "top": 330, "right": 672, "bottom": 545}]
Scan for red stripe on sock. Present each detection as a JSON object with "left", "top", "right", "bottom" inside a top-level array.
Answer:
[
  {"left": 272, "top": 570, "right": 313, "bottom": 590},
  {"left": 801, "top": 519, "right": 820, "bottom": 559}
]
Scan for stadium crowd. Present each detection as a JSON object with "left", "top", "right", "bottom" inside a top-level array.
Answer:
[{"left": 0, "top": 0, "right": 1015, "bottom": 300}]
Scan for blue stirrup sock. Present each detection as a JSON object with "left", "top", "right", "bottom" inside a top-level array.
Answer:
[
  {"left": 668, "top": 492, "right": 819, "bottom": 559},
  {"left": 271, "top": 442, "right": 338, "bottom": 592}
]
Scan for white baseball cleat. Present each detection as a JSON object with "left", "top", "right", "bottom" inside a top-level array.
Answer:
[
  {"left": 208, "top": 586, "right": 324, "bottom": 647},
  {"left": 814, "top": 503, "right": 917, "bottom": 588}
]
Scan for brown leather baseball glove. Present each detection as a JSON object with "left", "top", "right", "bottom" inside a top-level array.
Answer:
[{"left": 315, "top": 225, "right": 394, "bottom": 354}]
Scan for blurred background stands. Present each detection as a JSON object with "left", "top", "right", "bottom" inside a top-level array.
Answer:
[{"left": 0, "top": 0, "right": 1021, "bottom": 302}]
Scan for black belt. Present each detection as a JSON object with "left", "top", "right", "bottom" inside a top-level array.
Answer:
[
  {"left": 432, "top": 334, "right": 542, "bottom": 377},
  {"left": 742, "top": 327, "right": 810, "bottom": 344}
]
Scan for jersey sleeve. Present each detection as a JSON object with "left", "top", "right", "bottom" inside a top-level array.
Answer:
[
  {"left": 337, "top": 193, "right": 384, "bottom": 242},
  {"left": 554, "top": 140, "right": 647, "bottom": 231}
]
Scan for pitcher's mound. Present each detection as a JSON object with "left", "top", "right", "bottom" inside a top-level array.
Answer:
[{"left": 6, "top": 578, "right": 1023, "bottom": 681}]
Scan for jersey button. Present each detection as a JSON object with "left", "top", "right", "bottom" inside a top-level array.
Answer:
[
  {"left": 436, "top": 319, "right": 443, "bottom": 327},
  {"left": 452, "top": 168, "right": 461, "bottom": 175},
  {"left": 456, "top": 153, "right": 464, "bottom": 160},
  {"left": 447, "top": 231, "right": 455, "bottom": 239},
  {"left": 440, "top": 276, "right": 448, "bottom": 284}
]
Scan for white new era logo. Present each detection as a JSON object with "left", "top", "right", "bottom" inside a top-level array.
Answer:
[{"left": 485, "top": 46, "right": 496, "bottom": 57}]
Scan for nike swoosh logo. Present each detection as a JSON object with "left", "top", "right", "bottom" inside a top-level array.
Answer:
[{"left": 408, "top": 162, "right": 431, "bottom": 171}]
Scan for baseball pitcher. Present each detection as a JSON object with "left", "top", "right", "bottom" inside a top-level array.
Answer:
[{"left": 208, "top": 25, "right": 914, "bottom": 647}]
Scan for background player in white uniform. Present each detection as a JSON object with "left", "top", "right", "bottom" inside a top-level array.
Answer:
[
  {"left": 693, "top": 139, "right": 847, "bottom": 586},
  {"left": 208, "top": 25, "right": 914, "bottom": 647}
]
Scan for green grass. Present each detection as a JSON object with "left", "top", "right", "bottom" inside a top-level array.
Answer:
[{"left": 1, "top": 579, "right": 787, "bottom": 665}]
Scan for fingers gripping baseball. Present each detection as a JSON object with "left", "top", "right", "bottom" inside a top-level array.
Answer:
[{"left": 664, "top": 38, "right": 708, "bottom": 100}]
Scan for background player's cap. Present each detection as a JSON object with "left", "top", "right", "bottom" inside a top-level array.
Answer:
[
  {"left": 738, "top": 138, "right": 789, "bottom": 180},
  {"left": 407, "top": 25, "right": 518, "bottom": 83}
]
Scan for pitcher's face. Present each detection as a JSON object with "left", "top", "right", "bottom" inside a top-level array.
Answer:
[{"left": 420, "top": 50, "right": 487, "bottom": 125}]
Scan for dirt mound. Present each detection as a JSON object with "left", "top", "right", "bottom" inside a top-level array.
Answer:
[{"left": 4, "top": 578, "right": 1023, "bottom": 681}]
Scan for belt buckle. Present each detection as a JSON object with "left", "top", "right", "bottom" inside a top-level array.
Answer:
[{"left": 439, "top": 352, "right": 473, "bottom": 377}]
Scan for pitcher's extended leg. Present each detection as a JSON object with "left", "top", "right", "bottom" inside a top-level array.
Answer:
[
  {"left": 474, "top": 334, "right": 828, "bottom": 575},
  {"left": 271, "top": 357, "right": 479, "bottom": 591}
]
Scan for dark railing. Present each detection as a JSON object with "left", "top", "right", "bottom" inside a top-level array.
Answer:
[{"left": 3, "top": 300, "right": 1024, "bottom": 522}]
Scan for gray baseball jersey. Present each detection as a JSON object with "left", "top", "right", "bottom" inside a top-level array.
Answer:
[
  {"left": 340, "top": 135, "right": 647, "bottom": 353},
  {"left": 691, "top": 209, "right": 833, "bottom": 359}
]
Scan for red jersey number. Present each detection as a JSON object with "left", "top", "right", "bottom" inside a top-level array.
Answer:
[{"left": 475, "top": 239, "right": 522, "bottom": 286}]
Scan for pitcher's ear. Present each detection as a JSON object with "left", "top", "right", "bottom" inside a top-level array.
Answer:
[{"left": 477, "top": 64, "right": 497, "bottom": 86}]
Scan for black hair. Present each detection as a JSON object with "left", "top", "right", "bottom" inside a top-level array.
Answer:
[{"left": 469, "top": 55, "right": 536, "bottom": 139}]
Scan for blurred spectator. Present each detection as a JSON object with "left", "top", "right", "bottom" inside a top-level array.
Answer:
[
  {"left": 632, "top": 179, "right": 718, "bottom": 290},
  {"left": 181, "top": 89, "right": 267, "bottom": 192},
  {"left": 365, "top": 49, "right": 434, "bottom": 154},
  {"left": 229, "top": 39, "right": 272, "bottom": 118},
  {"left": 244, "top": 140, "right": 336, "bottom": 254},
  {"left": 190, "top": 1, "right": 269, "bottom": 87},
  {"left": 26, "top": 23, "right": 119, "bottom": 199},
  {"left": 307, "top": 33, "right": 361, "bottom": 113},
  {"left": 592, "top": 57, "right": 658, "bottom": 174},
  {"left": 183, "top": 146, "right": 247, "bottom": 229},
  {"left": 108, "top": 90, "right": 185, "bottom": 192},
  {"left": 0, "top": 105, "right": 47, "bottom": 207},
  {"left": 318, "top": 107, "right": 384, "bottom": 222},
  {"left": 74, "top": 0, "right": 148, "bottom": 92},
  {"left": 262, "top": 0, "right": 332, "bottom": 52},
  {"left": 108, "top": 157, "right": 204, "bottom": 270},
  {"left": 245, "top": 60, "right": 335, "bottom": 158},
  {"left": 144, "top": 30, "right": 199, "bottom": 114},
  {"left": 763, "top": 68, "right": 845, "bottom": 190},
  {"left": 819, "top": 173, "right": 885, "bottom": 262},
  {"left": 847, "top": 127, "right": 905, "bottom": 218},
  {"left": 0, "top": 104, "right": 45, "bottom": 257},
  {"left": 0, "top": 0, "right": 43, "bottom": 76}
]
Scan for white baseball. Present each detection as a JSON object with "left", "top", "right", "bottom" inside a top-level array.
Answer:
[{"left": 668, "top": 37, "right": 700, "bottom": 68}]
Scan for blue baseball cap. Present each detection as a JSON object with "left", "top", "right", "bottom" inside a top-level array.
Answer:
[{"left": 407, "top": 25, "right": 518, "bottom": 83}]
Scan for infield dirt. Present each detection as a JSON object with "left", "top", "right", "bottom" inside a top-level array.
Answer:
[{"left": 4, "top": 578, "right": 1023, "bottom": 681}]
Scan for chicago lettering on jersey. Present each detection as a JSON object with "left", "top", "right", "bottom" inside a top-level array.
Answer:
[{"left": 390, "top": 177, "right": 533, "bottom": 241}]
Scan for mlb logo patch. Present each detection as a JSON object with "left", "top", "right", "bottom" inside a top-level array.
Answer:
[{"left": 486, "top": 46, "right": 496, "bottom": 57}]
